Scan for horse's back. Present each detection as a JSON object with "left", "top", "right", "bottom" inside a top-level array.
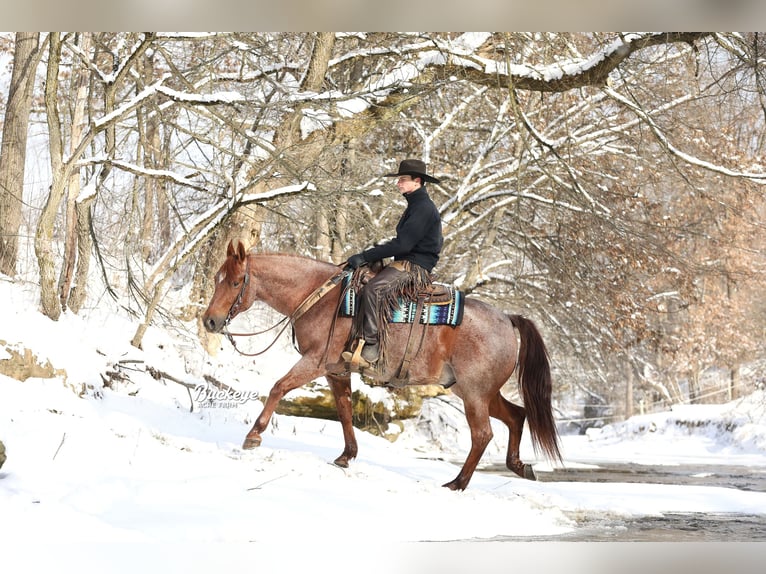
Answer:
[
  {"left": 452, "top": 297, "right": 518, "bottom": 367},
  {"left": 384, "top": 296, "right": 517, "bottom": 388}
]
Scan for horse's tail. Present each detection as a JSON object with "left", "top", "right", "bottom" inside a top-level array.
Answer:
[{"left": 508, "top": 314, "right": 562, "bottom": 463}]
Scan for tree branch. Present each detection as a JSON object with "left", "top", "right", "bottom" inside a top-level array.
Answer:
[{"left": 429, "top": 33, "right": 712, "bottom": 92}]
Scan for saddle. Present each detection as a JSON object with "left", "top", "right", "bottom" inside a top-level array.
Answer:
[
  {"left": 417, "top": 283, "right": 453, "bottom": 303},
  {"left": 326, "top": 265, "right": 465, "bottom": 385},
  {"left": 339, "top": 269, "right": 464, "bottom": 327}
]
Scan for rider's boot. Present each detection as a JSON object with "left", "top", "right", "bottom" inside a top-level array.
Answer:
[{"left": 341, "top": 339, "right": 379, "bottom": 371}]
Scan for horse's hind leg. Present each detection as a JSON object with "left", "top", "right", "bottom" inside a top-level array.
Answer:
[
  {"left": 325, "top": 374, "right": 358, "bottom": 467},
  {"left": 489, "top": 392, "right": 536, "bottom": 480},
  {"left": 443, "top": 400, "right": 493, "bottom": 491}
]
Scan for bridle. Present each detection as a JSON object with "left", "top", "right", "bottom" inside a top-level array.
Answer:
[
  {"left": 223, "top": 257, "right": 251, "bottom": 328},
  {"left": 221, "top": 256, "right": 349, "bottom": 358},
  {"left": 220, "top": 256, "right": 289, "bottom": 357}
]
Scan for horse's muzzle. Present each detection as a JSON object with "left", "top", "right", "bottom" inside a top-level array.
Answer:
[{"left": 202, "top": 314, "right": 224, "bottom": 333}]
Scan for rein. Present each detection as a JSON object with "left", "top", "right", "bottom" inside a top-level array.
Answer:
[{"left": 223, "top": 263, "right": 348, "bottom": 357}]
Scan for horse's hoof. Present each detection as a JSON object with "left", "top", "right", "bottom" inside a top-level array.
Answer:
[
  {"left": 242, "top": 435, "right": 261, "bottom": 450},
  {"left": 442, "top": 479, "right": 464, "bottom": 491},
  {"left": 333, "top": 456, "right": 349, "bottom": 468},
  {"left": 508, "top": 459, "right": 537, "bottom": 480}
]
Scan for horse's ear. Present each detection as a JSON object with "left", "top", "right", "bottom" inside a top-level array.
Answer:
[
  {"left": 226, "top": 240, "right": 235, "bottom": 257},
  {"left": 236, "top": 241, "right": 247, "bottom": 262}
]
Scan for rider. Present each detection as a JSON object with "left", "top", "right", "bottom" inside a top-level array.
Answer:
[{"left": 341, "top": 158, "right": 443, "bottom": 370}]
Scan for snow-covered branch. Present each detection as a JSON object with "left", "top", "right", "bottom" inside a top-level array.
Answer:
[
  {"left": 605, "top": 86, "right": 766, "bottom": 182},
  {"left": 236, "top": 181, "right": 315, "bottom": 205},
  {"left": 93, "top": 76, "right": 169, "bottom": 130},
  {"left": 428, "top": 33, "right": 712, "bottom": 93},
  {"left": 156, "top": 85, "right": 245, "bottom": 106},
  {"left": 143, "top": 181, "right": 315, "bottom": 290},
  {"left": 76, "top": 158, "right": 207, "bottom": 190}
]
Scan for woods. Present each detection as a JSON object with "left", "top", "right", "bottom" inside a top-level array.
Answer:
[{"left": 1, "top": 32, "right": 765, "bottom": 422}]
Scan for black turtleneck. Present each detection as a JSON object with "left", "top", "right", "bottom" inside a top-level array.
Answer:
[{"left": 361, "top": 186, "right": 443, "bottom": 272}]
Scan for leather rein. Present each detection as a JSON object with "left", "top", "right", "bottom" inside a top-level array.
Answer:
[{"left": 222, "top": 258, "right": 349, "bottom": 358}]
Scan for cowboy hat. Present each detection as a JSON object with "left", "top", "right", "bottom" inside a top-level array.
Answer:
[{"left": 384, "top": 158, "right": 440, "bottom": 184}]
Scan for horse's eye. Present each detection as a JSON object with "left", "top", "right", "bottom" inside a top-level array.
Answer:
[{"left": 232, "top": 280, "right": 241, "bottom": 288}]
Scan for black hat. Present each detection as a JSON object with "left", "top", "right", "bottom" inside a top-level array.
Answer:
[{"left": 384, "top": 158, "right": 440, "bottom": 184}]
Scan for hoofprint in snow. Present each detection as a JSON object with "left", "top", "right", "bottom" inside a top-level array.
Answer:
[{"left": 1, "top": 276, "right": 766, "bottom": 544}]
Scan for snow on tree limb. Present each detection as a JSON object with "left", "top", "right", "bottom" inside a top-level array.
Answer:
[
  {"left": 92, "top": 76, "right": 245, "bottom": 132},
  {"left": 76, "top": 158, "right": 207, "bottom": 190},
  {"left": 143, "top": 181, "right": 314, "bottom": 291},
  {"left": 156, "top": 85, "right": 246, "bottom": 106},
  {"left": 329, "top": 33, "right": 711, "bottom": 97},
  {"left": 430, "top": 32, "right": 711, "bottom": 92},
  {"left": 93, "top": 76, "right": 169, "bottom": 129},
  {"left": 605, "top": 86, "right": 766, "bottom": 182}
]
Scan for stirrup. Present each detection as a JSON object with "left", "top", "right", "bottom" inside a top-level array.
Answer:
[{"left": 341, "top": 339, "right": 373, "bottom": 371}]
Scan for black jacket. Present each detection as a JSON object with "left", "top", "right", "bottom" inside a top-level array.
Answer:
[{"left": 361, "top": 186, "right": 443, "bottom": 272}]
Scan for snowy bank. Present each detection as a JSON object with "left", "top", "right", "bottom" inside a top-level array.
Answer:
[{"left": 1, "top": 275, "right": 766, "bottom": 568}]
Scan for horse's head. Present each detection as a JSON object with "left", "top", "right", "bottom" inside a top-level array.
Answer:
[{"left": 202, "top": 240, "right": 253, "bottom": 333}]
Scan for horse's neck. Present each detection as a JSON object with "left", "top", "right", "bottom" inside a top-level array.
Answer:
[{"left": 249, "top": 253, "right": 335, "bottom": 316}]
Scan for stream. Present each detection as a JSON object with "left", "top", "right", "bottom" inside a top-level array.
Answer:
[{"left": 482, "top": 462, "right": 766, "bottom": 541}]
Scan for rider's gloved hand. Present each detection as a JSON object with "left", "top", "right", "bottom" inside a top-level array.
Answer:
[{"left": 344, "top": 253, "right": 367, "bottom": 271}]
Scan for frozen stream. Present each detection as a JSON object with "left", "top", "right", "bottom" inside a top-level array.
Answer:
[{"left": 483, "top": 462, "right": 766, "bottom": 541}]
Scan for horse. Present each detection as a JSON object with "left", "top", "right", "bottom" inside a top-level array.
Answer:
[{"left": 202, "top": 240, "right": 561, "bottom": 490}]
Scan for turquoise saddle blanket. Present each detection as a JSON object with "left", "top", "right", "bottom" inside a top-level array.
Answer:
[{"left": 339, "top": 276, "right": 464, "bottom": 327}]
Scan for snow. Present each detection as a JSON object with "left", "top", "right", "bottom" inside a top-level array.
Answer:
[
  {"left": 92, "top": 75, "right": 169, "bottom": 129},
  {"left": 1, "top": 275, "right": 766, "bottom": 570}
]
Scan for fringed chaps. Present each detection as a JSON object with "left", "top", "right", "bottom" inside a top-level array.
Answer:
[{"left": 349, "top": 260, "right": 432, "bottom": 368}]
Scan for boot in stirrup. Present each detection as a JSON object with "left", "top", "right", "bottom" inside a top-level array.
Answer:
[{"left": 342, "top": 339, "right": 379, "bottom": 371}]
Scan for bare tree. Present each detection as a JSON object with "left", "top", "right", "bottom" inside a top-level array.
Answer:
[
  {"left": 36, "top": 33, "right": 162, "bottom": 320},
  {"left": 0, "top": 32, "right": 42, "bottom": 276},
  {"left": 58, "top": 32, "right": 93, "bottom": 313},
  {"left": 18, "top": 32, "right": 766, "bottom": 413}
]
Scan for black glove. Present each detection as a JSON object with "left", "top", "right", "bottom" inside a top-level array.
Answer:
[{"left": 345, "top": 253, "right": 367, "bottom": 271}]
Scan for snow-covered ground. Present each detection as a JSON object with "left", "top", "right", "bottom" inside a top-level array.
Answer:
[{"left": 2, "top": 276, "right": 766, "bottom": 571}]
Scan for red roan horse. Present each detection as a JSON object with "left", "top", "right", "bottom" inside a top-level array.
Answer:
[{"left": 202, "top": 240, "right": 561, "bottom": 490}]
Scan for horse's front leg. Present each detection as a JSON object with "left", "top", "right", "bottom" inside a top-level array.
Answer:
[
  {"left": 325, "top": 373, "right": 357, "bottom": 467},
  {"left": 243, "top": 358, "right": 323, "bottom": 449}
]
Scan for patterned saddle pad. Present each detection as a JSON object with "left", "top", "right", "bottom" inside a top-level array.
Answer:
[{"left": 339, "top": 276, "right": 464, "bottom": 327}]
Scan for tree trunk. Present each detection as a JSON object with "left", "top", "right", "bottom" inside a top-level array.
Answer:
[
  {"left": 0, "top": 32, "right": 41, "bottom": 276},
  {"left": 67, "top": 193, "right": 95, "bottom": 313},
  {"left": 330, "top": 142, "right": 352, "bottom": 264},
  {"left": 131, "top": 276, "right": 168, "bottom": 349},
  {"left": 625, "top": 360, "right": 634, "bottom": 419},
  {"left": 315, "top": 211, "right": 331, "bottom": 261},
  {"left": 274, "top": 32, "right": 337, "bottom": 263},
  {"left": 139, "top": 47, "right": 166, "bottom": 264},
  {"left": 273, "top": 32, "right": 335, "bottom": 149},
  {"left": 36, "top": 33, "right": 66, "bottom": 320},
  {"left": 728, "top": 365, "right": 739, "bottom": 402},
  {"left": 188, "top": 235, "right": 225, "bottom": 355},
  {"left": 37, "top": 33, "right": 152, "bottom": 320},
  {"left": 157, "top": 128, "right": 172, "bottom": 253},
  {"left": 58, "top": 33, "right": 92, "bottom": 311},
  {"left": 688, "top": 365, "right": 700, "bottom": 404},
  {"left": 184, "top": 203, "right": 265, "bottom": 355}
]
